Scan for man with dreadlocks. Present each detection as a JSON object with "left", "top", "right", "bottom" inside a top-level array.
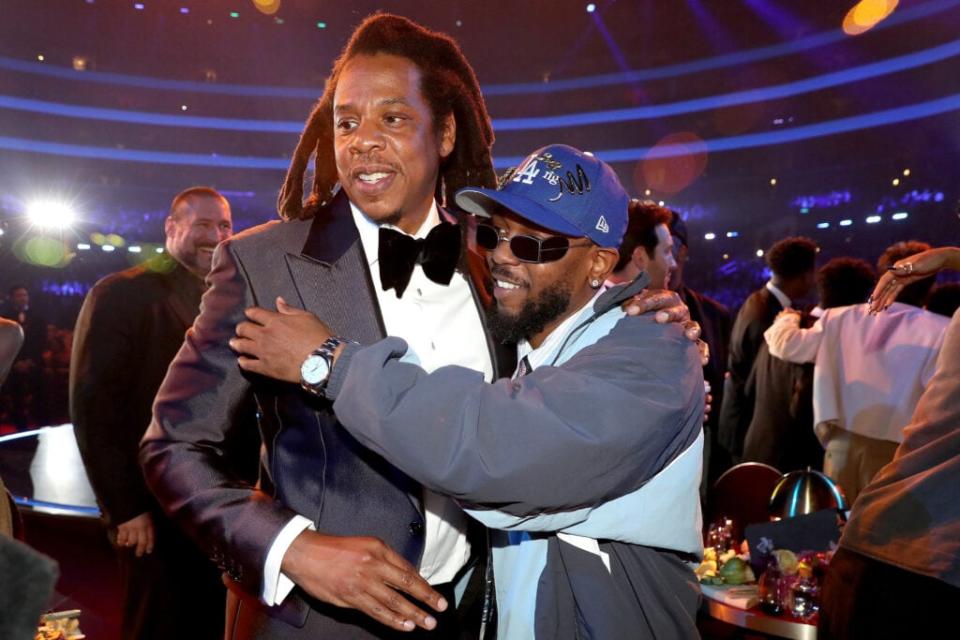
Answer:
[{"left": 141, "top": 12, "right": 695, "bottom": 640}]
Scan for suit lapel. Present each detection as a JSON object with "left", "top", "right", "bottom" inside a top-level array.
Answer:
[{"left": 284, "top": 192, "right": 386, "bottom": 345}]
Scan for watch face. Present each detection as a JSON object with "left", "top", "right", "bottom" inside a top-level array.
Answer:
[{"left": 301, "top": 354, "right": 330, "bottom": 385}]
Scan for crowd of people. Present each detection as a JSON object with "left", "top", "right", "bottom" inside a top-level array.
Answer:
[{"left": 0, "top": 11, "right": 957, "bottom": 640}]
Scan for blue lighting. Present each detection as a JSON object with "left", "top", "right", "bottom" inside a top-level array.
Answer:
[
  {"left": 726, "top": 231, "right": 739, "bottom": 238},
  {"left": 4, "top": 93, "right": 960, "bottom": 170},
  {"left": 817, "top": 222, "right": 830, "bottom": 229},
  {"left": 180, "top": 7, "right": 189, "bottom": 14},
  {"left": 5, "top": 40, "right": 959, "bottom": 133},
  {"left": 839, "top": 219, "right": 853, "bottom": 227},
  {"left": 0, "top": 0, "right": 956, "bottom": 98},
  {"left": 134, "top": 2, "right": 144, "bottom": 9},
  {"left": 493, "top": 39, "right": 960, "bottom": 130},
  {"left": 495, "top": 92, "right": 960, "bottom": 167}
]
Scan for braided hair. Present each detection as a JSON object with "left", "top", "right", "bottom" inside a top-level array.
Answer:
[{"left": 278, "top": 13, "right": 496, "bottom": 220}]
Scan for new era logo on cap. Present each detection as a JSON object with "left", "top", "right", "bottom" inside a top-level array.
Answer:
[{"left": 455, "top": 144, "right": 629, "bottom": 248}]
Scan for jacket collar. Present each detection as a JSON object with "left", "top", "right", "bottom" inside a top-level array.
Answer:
[{"left": 300, "top": 190, "right": 359, "bottom": 265}]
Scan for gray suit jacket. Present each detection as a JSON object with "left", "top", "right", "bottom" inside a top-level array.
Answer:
[{"left": 140, "top": 192, "right": 511, "bottom": 638}]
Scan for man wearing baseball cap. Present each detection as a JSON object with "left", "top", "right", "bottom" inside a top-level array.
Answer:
[{"left": 243, "top": 144, "right": 705, "bottom": 637}]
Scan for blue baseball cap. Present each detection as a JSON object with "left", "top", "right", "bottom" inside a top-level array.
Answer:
[{"left": 455, "top": 144, "right": 628, "bottom": 248}]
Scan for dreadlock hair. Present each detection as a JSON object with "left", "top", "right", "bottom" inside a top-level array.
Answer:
[{"left": 278, "top": 13, "right": 496, "bottom": 221}]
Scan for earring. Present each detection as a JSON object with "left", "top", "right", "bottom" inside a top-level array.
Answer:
[{"left": 590, "top": 278, "right": 601, "bottom": 289}]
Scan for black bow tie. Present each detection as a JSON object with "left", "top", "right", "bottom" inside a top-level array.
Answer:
[{"left": 378, "top": 222, "right": 461, "bottom": 298}]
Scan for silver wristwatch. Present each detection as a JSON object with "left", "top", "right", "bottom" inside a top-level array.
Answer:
[{"left": 300, "top": 337, "right": 347, "bottom": 396}]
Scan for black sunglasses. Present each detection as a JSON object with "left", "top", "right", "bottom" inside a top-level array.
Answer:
[{"left": 475, "top": 223, "right": 589, "bottom": 264}]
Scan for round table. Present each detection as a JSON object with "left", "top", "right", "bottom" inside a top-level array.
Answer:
[
  {"left": 0, "top": 424, "right": 100, "bottom": 518},
  {"left": 701, "top": 584, "right": 817, "bottom": 640}
]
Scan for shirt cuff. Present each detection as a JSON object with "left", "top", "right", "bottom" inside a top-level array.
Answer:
[{"left": 262, "top": 515, "right": 315, "bottom": 606}]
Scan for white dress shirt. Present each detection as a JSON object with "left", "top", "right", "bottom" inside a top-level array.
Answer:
[
  {"left": 764, "top": 302, "right": 949, "bottom": 444},
  {"left": 765, "top": 280, "right": 792, "bottom": 310},
  {"left": 262, "top": 201, "right": 493, "bottom": 605}
]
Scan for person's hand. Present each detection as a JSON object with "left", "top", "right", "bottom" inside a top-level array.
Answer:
[
  {"left": 775, "top": 308, "right": 802, "bottom": 322},
  {"left": 622, "top": 289, "right": 707, "bottom": 364},
  {"left": 869, "top": 247, "right": 960, "bottom": 313},
  {"left": 116, "top": 512, "right": 155, "bottom": 557},
  {"left": 281, "top": 530, "right": 447, "bottom": 633},
  {"left": 230, "top": 297, "right": 333, "bottom": 383}
]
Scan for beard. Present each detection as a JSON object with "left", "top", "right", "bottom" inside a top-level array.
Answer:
[{"left": 486, "top": 277, "right": 574, "bottom": 344}]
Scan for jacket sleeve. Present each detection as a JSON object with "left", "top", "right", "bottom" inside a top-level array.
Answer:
[
  {"left": 139, "top": 241, "right": 295, "bottom": 595},
  {"left": 764, "top": 311, "right": 825, "bottom": 363},
  {"left": 70, "top": 279, "right": 154, "bottom": 526},
  {"left": 329, "top": 315, "right": 704, "bottom": 518}
]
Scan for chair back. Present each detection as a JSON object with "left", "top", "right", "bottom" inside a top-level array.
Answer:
[{"left": 709, "top": 462, "right": 782, "bottom": 543}]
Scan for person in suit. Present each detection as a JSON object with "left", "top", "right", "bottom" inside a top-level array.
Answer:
[
  {"left": 743, "top": 258, "right": 876, "bottom": 474},
  {"left": 667, "top": 211, "right": 733, "bottom": 494},
  {"left": 716, "top": 236, "right": 817, "bottom": 467},
  {"left": 140, "top": 15, "right": 505, "bottom": 639},
  {"left": 140, "top": 15, "right": 696, "bottom": 639},
  {"left": 70, "top": 186, "right": 253, "bottom": 639}
]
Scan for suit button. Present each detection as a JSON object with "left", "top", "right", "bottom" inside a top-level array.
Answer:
[{"left": 409, "top": 521, "right": 424, "bottom": 536}]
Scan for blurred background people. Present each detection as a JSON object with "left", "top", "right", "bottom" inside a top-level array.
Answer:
[
  {"left": 765, "top": 242, "right": 948, "bottom": 502},
  {"left": 717, "top": 236, "right": 818, "bottom": 467}
]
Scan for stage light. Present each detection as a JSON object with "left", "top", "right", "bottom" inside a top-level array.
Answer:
[
  {"left": 252, "top": 0, "right": 281, "bottom": 15},
  {"left": 756, "top": 249, "right": 764, "bottom": 257},
  {"left": 839, "top": 219, "right": 853, "bottom": 227},
  {"left": 723, "top": 254, "right": 729, "bottom": 260},
  {"left": 644, "top": 189, "right": 651, "bottom": 196},
  {"left": 843, "top": 0, "right": 899, "bottom": 36},
  {"left": 866, "top": 215, "right": 882, "bottom": 224},
  {"left": 726, "top": 231, "right": 739, "bottom": 238},
  {"left": 658, "top": 200, "right": 665, "bottom": 206},
  {"left": 26, "top": 200, "right": 77, "bottom": 230},
  {"left": 134, "top": 3, "right": 144, "bottom": 10},
  {"left": 156, "top": 247, "right": 165, "bottom": 253},
  {"left": 456, "top": 20, "right": 463, "bottom": 27},
  {"left": 230, "top": 11, "right": 240, "bottom": 18},
  {"left": 704, "top": 233, "right": 716, "bottom": 240},
  {"left": 892, "top": 212, "right": 909, "bottom": 220},
  {"left": 102, "top": 245, "right": 116, "bottom": 252},
  {"left": 800, "top": 207, "right": 809, "bottom": 214},
  {"left": 817, "top": 222, "right": 830, "bottom": 229},
  {"left": 128, "top": 246, "right": 142, "bottom": 253},
  {"left": 892, "top": 178, "right": 900, "bottom": 186},
  {"left": 316, "top": 21, "right": 327, "bottom": 29},
  {"left": 180, "top": 7, "right": 189, "bottom": 14},
  {"left": 181, "top": 105, "right": 188, "bottom": 111},
  {"left": 72, "top": 56, "right": 88, "bottom": 71},
  {"left": 77, "top": 243, "right": 91, "bottom": 250},
  {"left": 586, "top": 3, "right": 597, "bottom": 13},
  {"left": 770, "top": 178, "right": 777, "bottom": 186},
  {"left": 903, "top": 168, "right": 911, "bottom": 176},
  {"left": 37, "top": 54, "right": 45, "bottom": 62}
]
